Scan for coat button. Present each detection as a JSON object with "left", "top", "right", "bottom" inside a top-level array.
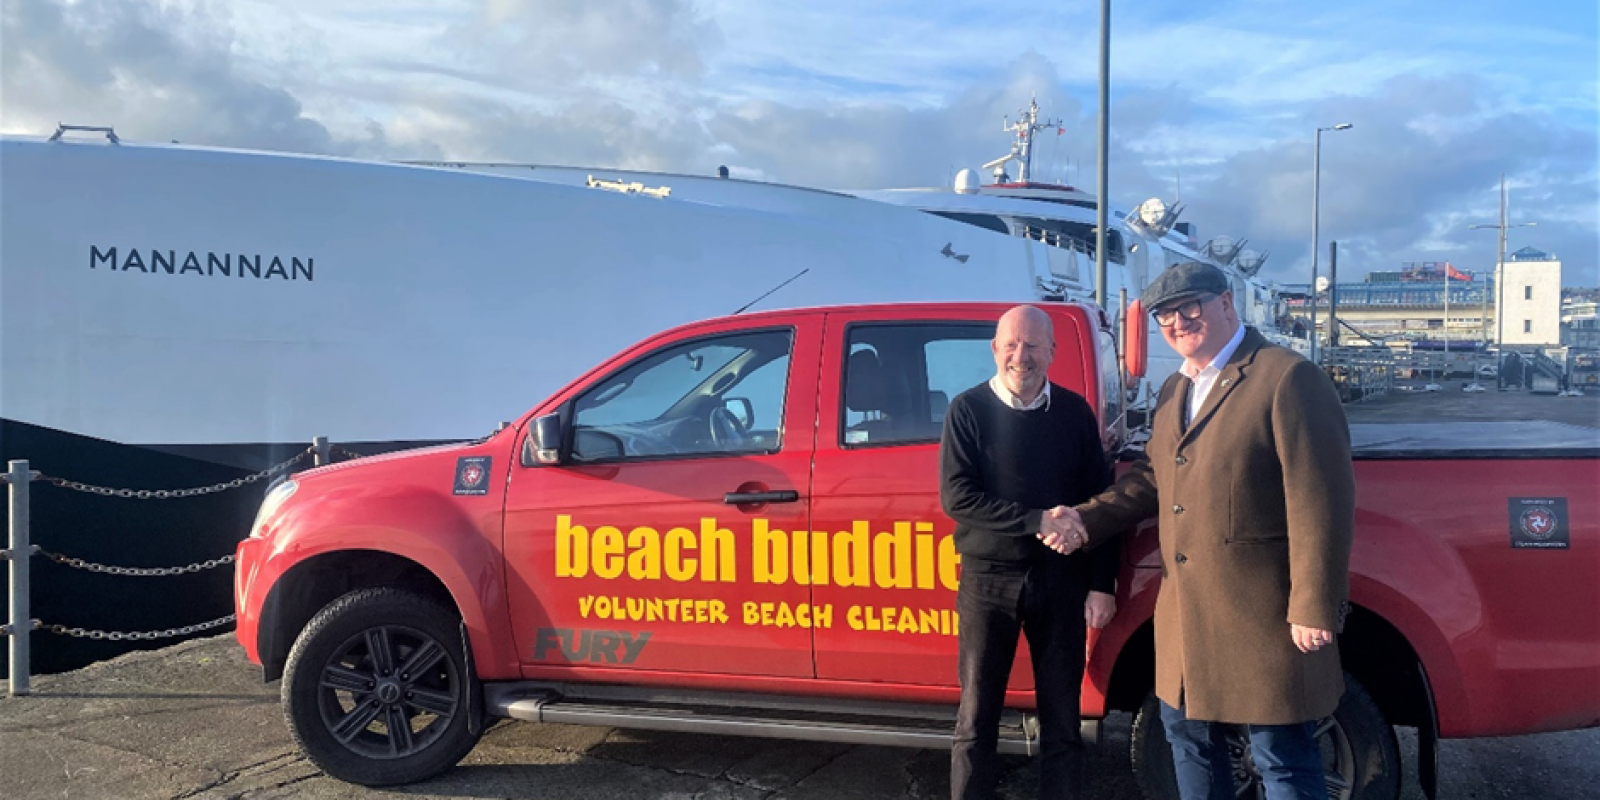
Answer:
[
  {"left": 1175, "top": 553, "right": 1189, "bottom": 564},
  {"left": 1175, "top": 455, "right": 1188, "bottom": 465},
  {"left": 1172, "top": 504, "right": 1184, "bottom": 514}
]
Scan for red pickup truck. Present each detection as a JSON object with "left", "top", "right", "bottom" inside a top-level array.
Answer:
[{"left": 234, "top": 301, "right": 1599, "bottom": 797}]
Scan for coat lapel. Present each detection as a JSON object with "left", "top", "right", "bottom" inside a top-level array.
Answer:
[{"left": 1181, "top": 328, "right": 1267, "bottom": 445}]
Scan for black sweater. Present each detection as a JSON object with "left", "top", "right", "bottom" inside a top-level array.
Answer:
[{"left": 939, "top": 382, "right": 1117, "bottom": 593}]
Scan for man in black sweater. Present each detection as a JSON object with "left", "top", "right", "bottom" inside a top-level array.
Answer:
[{"left": 940, "top": 304, "right": 1118, "bottom": 800}]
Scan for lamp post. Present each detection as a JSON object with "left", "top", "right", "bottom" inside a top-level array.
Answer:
[
  {"left": 1470, "top": 174, "right": 1536, "bottom": 388},
  {"left": 1309, "top": 123, "right": 1353, "bottom": 365}
]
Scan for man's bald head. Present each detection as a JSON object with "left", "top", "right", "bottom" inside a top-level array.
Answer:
[{"left": 992, "top": 305, "right": 1055, "bottom": 403}]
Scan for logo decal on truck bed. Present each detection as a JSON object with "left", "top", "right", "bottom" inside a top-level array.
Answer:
[{"left": 1510, "top": 497, "right": 1568, "bottom": 549}]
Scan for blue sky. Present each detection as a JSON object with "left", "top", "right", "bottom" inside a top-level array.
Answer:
[{"left": 4, "top": 0, "right": 1596, "bottom": 286}]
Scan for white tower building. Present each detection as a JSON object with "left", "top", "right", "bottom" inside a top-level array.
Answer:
[{"left": 1500, "top": 247, "right": 1562, "bottom": 346}]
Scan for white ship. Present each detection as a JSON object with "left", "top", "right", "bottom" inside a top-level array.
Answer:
[
  {"left": 0, "top": 108, "right": 1290, "bottom": 672},
  {"left": 3, "top": 106, "right": 1289, "bottom": 470}
]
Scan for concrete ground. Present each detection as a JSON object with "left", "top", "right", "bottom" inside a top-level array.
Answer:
[
  {"left": 1344, "top": 383, "right": 1600, "bottom": 428},
  {"left": 3, "top": 635, "right": 1598, "bottom": 799}
]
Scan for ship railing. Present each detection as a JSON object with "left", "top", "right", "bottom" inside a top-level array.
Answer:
[{"left": 2, "top": 436, "right": 364, "bottom": 696}]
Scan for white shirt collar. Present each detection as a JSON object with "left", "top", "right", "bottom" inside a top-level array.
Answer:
[
  {"left": 989, "top": 375, "right": 1052, "bottom": 411},
  {"left": 1179, "top": 323, "right": 1247, "bottom": 381},
  {"left": 1179, "top": 324, "right": 1247, "bottom": 426}
]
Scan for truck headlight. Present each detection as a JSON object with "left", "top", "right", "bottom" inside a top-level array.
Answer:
[{"left": 250, "top": 479, "right": 298, "bottom": 539}]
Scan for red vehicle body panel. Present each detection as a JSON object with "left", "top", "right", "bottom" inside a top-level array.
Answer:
[{"left": 235, "top": 301, "right": 1600, "bottom": 740}]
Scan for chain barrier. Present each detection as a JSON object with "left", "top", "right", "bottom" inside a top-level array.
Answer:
[
  {"left": 35, "top": 546, "right": 233, "bottom": 577},
  {"left": 43, "top": 614, "right": 236, "bottom": 641},
  {"left": 36, "top": 447, "right": 314, "bottom": 499},
  {"left": 331, "top": 445, "right": 368, "bottom": 461}
]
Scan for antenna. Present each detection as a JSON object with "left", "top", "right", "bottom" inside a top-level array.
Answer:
[{"left": 732, "top": 268, "right": 809, "bottom": 315}]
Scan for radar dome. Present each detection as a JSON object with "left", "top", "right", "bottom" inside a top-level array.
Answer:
[
  {"left": 1137, "top": 198, "right": 1168, "bottom": 227},
  {"left": 1236, "top": 249, "right": 1267, "bottom": 276},
  {"left": 954, "top": 169, "right": 981, "bottom": 194}
]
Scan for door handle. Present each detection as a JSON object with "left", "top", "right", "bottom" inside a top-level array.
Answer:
[{"left": 724, "top": 490, "right": 800, "bottom": 504}]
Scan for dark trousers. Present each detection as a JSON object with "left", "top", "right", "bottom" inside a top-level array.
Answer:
[
  {"left": 951, "top": 564, "right": 1088, "bottom": 800},
  {"left": 1159, "top": 699, "right": 1325, "bottom": 800}
]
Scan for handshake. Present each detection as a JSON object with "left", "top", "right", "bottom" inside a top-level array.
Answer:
[{"left": 1037, "top": 505, "right": 1089, "bottom": 555}]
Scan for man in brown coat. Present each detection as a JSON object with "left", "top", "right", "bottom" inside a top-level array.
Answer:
[{"left": 1044, "top": 262, "right": 1354, "bottom": 799}]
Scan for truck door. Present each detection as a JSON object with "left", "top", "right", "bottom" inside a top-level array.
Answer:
[
  {"left": 503, "top": 319, "right": 821, "bottom": 678},
  {"left": 808, "top": 310, "right": 1000, "bottom": 686}
]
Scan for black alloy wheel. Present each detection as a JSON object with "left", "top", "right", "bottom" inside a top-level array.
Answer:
[{"left": 282, "top": 587, "right": 482, "bottom": 786}]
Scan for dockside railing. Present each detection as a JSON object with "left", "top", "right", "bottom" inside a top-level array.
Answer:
[{"left": 3, "top": 436, "right": 362, "bottom": 696}]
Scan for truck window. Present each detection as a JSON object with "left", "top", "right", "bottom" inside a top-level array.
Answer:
[
  {"left": 842, "top": 323, "right": 995, "bottom": 447},
  {"left": 572, "top": 329, "right": 792, "bottom": 461}
]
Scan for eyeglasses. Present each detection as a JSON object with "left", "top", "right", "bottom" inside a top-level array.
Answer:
[{"left": 1151, "top": 294, "right": 1216, "bottom": 327}]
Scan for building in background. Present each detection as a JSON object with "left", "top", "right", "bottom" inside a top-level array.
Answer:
[
  {"left": 1284, "top": 262, "right": 1494, "bottom": 348},
  {"left": 1500, "top": 247, "right": 1562, "bottom": 346},
  {"left": 1559, "top": 287, "right": 1598, "bottom": 348}
]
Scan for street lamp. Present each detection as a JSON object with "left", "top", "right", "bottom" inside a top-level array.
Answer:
[
  {"left": 1309, "top": 123, "right": 1353, "bottom": 365},
  {"left": 1469, "top": 174, "right": 1536, "bottom": 388}
]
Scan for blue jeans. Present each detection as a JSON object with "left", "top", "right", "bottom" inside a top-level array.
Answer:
[{"left": 1159, "top": 699, "right": 1325, "bottom": 800}]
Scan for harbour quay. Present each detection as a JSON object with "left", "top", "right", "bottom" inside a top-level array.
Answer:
[{"left": 1, "top": 634, "right": 1598, "bottom": 799}]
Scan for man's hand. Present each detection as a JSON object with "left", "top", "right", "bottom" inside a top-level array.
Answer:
[
  {"left": 1037, "top": 505, "right": 1088, "bottom": 554},
  {"left": 1291, "top": 624, "right": 1335, "bottom": 653},
  {"left": 1085, "top": 590, "right": 1116, "bottom": 629}
]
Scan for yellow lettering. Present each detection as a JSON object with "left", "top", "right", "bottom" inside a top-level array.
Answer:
[
  {"left": 939, "top": 534, "right": 961, "bottom": 591},
  {"left": 753, "top": 519, "right": 788, "bottom": 584},
  {"left": 809, "top": 530, "right": 830, "bottom": 585},
  {"left": 792, "top": 530, "right": 813, "bottom": 585},
  {"left": 814, "top": 603, "right": 833, "bottom": 628},
  {"left": 833, "top": 521, "right": 870, "bottom": 587},
  {"left": 626, "top": 526, "right": 661, "bottom": 579},
  {"left": 710, "top": 600, "right": 727, "bottom": 624},
  {"left": 555, "top": 515, "right": 588, "bottom": 578},
  {"left": 915, "top": 522, "right": 936, "bottom": 589},
  {"left": 665, "top": 527, "right": 697, "bottom": 581},
  {"left": 700, "top": 518, "right": 736, "bottom": 582},
  {"left": 593, "top": 526, "right": 624, "bottom": 579},
  {"left": 743, "top": 601, "right": 760, "bottom": 625},
  {"left": 896, "top": 607, "right": 920, "bottom": 633},
  {"left": 873, "top": 522, "right": 913, "bottom": 589},
  {"left": 847, "top": 605, "right": 864, "bottom": 630},
  {"left": 578, "top": 595, "right": 595, "bottom": 617}
]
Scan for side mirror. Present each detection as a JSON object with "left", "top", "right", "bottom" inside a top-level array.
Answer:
[
  {"left": 529, "top": 413, "right": 565, "bottom": 465},
  {"left": 1123, "top": 299, "right": 1148, "bottom": 380},
  {"left": 722, "top": 396, "right": 754, "bottom": 430}
]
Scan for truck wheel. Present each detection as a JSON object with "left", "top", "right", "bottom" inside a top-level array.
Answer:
[
  {"left": 1130, "top": 672, "right": 1400, "bottom": 800},
  {"left": 282, "top": 587, "right": 482, "bottom": 786}
]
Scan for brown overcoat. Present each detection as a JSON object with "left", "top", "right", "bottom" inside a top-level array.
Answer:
[{"left": 1078, "top": 328, "right": 1355, "bottom": 724}]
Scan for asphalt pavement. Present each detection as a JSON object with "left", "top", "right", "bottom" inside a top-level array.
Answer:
[{"left": 3, "top": 634, "right": 1598, "bottom": 799}]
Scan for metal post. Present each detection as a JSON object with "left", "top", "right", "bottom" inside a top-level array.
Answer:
[
  {"left": 1443, "top": 260, "right": 1450, "bottom": 380},
  {"left": 1094, "top": 0, "right": 1111, "bottom": 309},
  {"left": 8, "top": 460, "right": 31, "bottom": 696},
  {"left": 1308, "top": 123, "right": 1352, "bottom": 365},
  {"left": 1310, "top": 128, "right": 1322, "bottom": 365},
  {"left": 1496, "top": 175, "right": 1507, "bottom": 388},
  {"left": 313, "top": 436, "right": 331, "bottom": 467},
  {"left": 1328, "top": 241, "right": 1339, "bottom": 349}
]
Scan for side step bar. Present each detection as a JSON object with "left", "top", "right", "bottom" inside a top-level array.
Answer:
[{"left": 485, "top": 683, "right": 1100, "bottom": 755}]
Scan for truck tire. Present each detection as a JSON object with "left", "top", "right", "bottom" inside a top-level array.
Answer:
[
  {"left": 282, "top": 587, "right": 482, "bottom": 786},
  {"left": 1130, "top": 672, "right": 1400, "bottom": 800}
]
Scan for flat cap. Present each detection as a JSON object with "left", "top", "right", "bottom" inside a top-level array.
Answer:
[{"left": 1141, "top": 261, "right": 1230, "bottom": 310}]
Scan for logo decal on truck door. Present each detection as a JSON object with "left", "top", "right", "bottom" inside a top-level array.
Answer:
[{"left": 1510, "top": 497, "right": 1568, "bottom": 549}]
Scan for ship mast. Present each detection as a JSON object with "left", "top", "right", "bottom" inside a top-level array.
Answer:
[{"left": 982, "top": 97, "right": 1062, "bottom": 183}]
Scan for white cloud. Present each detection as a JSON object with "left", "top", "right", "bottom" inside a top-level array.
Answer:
[{"left": 2, "top": 0, "right": 1594, "bottom": 286}]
